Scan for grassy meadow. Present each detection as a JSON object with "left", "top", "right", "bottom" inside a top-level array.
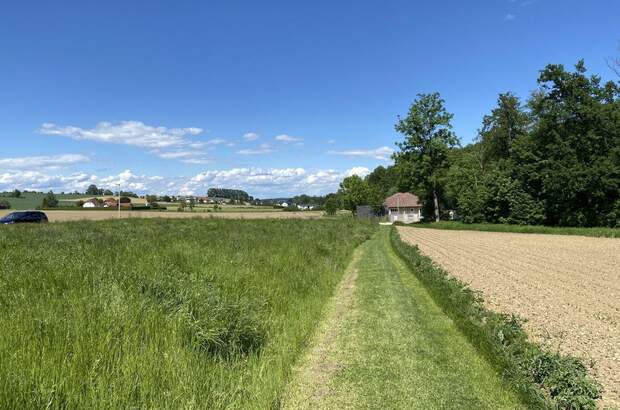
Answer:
[
  {"left": 0, "top": 218, "right": 375, "bottom": 409},
  {"left": 0, "top": 192, "right": 91, "bottom": 210}
]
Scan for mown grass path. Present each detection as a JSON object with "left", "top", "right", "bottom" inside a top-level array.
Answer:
[{"left": 284, "top": 228, "right": 525, "bottom": 409}]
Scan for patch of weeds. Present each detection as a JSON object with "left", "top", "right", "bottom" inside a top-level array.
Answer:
[{"left": 141, "top": 278, "right": 266, "bottom": 358}]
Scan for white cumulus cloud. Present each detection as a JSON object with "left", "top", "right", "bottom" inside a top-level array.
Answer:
[
  {"left": 0, "top": 165, "right": 374, "bottom": 197},
  {"left": 345, "top": 166, "right": 371, "bottom": 178}
]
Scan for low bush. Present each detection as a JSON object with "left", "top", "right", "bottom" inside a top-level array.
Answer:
[{"left": 390, "top": 228, "right": 601, "bottom": 409}]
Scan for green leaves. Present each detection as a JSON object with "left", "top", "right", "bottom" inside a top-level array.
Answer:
[{"left": 394, "top": 93, "right": 460, "bottom": 221}]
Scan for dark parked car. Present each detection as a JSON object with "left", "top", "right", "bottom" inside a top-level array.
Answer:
[{"left": 0, "top": 211, "right": 49, "bottom": 224}]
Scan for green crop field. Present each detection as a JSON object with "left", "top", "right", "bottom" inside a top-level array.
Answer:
[
  {"left": 0, "top": 218, "right": 375, "bottom": 409},
  {"left": 0, "top": 192, "right": 90, "bottom": 210}
]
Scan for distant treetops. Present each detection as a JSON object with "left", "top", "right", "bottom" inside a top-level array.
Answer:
[{"left": 207, "top": 188, "right": 252, "bottom": 202}]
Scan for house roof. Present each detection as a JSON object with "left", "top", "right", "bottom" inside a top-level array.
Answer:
[{"left": 384, "top": 192, "right": 422, "bottom": 208}]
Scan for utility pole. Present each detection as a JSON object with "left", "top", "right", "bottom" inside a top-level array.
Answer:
[{"left": 117, "top": 183, "right": 121, "bottom": 219}]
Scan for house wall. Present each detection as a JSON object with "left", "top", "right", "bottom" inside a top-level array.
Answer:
[{"left": 388, "top": 207, "right": 421, "bottom": 223}]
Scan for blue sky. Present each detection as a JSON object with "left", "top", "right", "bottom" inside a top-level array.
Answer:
[{"left": 1, "top": 0, "right": 618, "bottom": 197}]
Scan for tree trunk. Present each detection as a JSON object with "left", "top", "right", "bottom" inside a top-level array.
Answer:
[{"left": 433, "top": 188, "right": 440, "bottom": 222}]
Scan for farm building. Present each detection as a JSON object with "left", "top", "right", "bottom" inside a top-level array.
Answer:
[
  {"left": 384, "top": 192, "right": 423, "bottom": 224},
  {"left": 356, "top": 205, "right": 377, "bottom": 218},
  {"left": 103, "top": 198, "right": 117, "bottom": 208},
  {"left": 82, "top": 199, "right": 101, "bottom": 208}
]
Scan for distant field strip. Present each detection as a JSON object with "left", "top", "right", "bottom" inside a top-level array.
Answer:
[
  {"left": 0, "top": 209, "right": 323, "bottom": 221},
  {"left": 285, "top": 228, "right": 525, "bottom": 409},
  {"left": 397, "top": 227, "right": 620, "bottom": 408}
]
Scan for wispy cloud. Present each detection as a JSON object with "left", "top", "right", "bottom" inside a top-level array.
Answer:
[
  {"left": 151, "top": 149, "right": 211, "bottom": 164},
  {"left": 504, "top": 13, "right": 516, "bottom": 20},
  {"left": 328, "top": 146, "right": 394, "bottom": 161},
  {"left": 38, "top": 121, "right": 226, "bottom": 164},
  {"left": 188, "top": 138, "right": 228, "bottom": 148},
  {"left": 327, "top": 139, "right": 336, "bottom": 144},
  {"left": 236, "top": 143, "right": 274, "bottom": 155},
  {"left": 275, "top": 134, "right": 303, "bottom": 143},
  {"left": 181, "top": 158, "right": 212, "bottom": 165},
  {"left": 0, "top": 154, "right": 90, "bottom": 170},
  {"left": 243, "top": 132, "right": 260, "bottom": 141},
  {"left": 155, "top": 151, "right": 197, "bottom": 160},
  {"left": 39, "top": 121, "right": 203, "bottom": 149}
]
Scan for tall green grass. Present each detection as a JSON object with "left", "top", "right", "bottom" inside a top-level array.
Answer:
[{"left": 0, "top": 218, "right": 375, "bottom": 409}]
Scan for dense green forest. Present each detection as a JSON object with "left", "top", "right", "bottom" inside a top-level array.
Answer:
[{"left": 337, "top": 61, "right": 619, "bottom": 227}]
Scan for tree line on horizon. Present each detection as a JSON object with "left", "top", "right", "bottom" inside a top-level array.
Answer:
[{"left": 336, "top": 60, "right": 619, "bottom": 227}]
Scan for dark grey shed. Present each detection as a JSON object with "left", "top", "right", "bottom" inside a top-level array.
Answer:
[{"left": 356, "top": 205, "right": 375, "bottom": 218}]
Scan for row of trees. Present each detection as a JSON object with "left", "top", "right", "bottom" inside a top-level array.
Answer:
[
  {"left": 84, "top": 184, "right": 138, "bottom": 198},
  {"left": 336, "top": 60, "right": 619, "bottom": 227},
  {"left": 207, "top": 188, "right": 252, "bottom": 202}
]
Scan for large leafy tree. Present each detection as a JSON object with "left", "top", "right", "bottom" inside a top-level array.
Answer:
[
  {"left": 338, "top": 175, "right": 370, "bottom": 215},
  {"left": 365, "top": 165, "right": 399, "bottom": 201},
  {"left": 478, "top": 93, "right": 529, "bottom": 164},
  {"left": 85, "top": 184, "right": 101, "bottom": 196},
  {"left": 394, "top": 93, "right": 459, "bottom": 221},
  {"left": 526, "top": 60, "right": 620, "bottom": 226}
]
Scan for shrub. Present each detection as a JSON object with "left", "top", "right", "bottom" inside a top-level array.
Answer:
[
  {"left": 324, "top": 196, "right": 338, "bottom": 216},
  {"left": 41, "top": 191, "right": 59, "bottom": 208},
  {"left": 0, "top": 199, "right": 10, "bottom": 209},
  {"left": 458, "top": 171, "right": 544, "bottom": 225}
]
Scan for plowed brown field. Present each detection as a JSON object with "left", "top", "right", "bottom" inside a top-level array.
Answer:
[{"left": 397, "top": 226, "right": 620, "bottom": 408}]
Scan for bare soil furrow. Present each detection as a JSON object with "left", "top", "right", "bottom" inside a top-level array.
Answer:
[
  {"left": 399, "top": 230, "right": 619, "bottom": 311},
  {"left": 397, "top": 227, "right": 620, "bottom": 408}
]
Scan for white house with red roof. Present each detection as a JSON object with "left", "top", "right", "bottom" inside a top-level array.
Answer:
[{"left": 384, "top": 192, "right": 423, "bottom": 223}]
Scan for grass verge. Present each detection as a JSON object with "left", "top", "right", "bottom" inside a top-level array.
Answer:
[
  {"left": 407, "top": 221, "right": 619, "bottom": 238},
  {"left": 0, "top": 218, "right": 375, "bottom": 409},
  {"left": 390, "top": 227, "right": 601, "bottom": 409}
]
